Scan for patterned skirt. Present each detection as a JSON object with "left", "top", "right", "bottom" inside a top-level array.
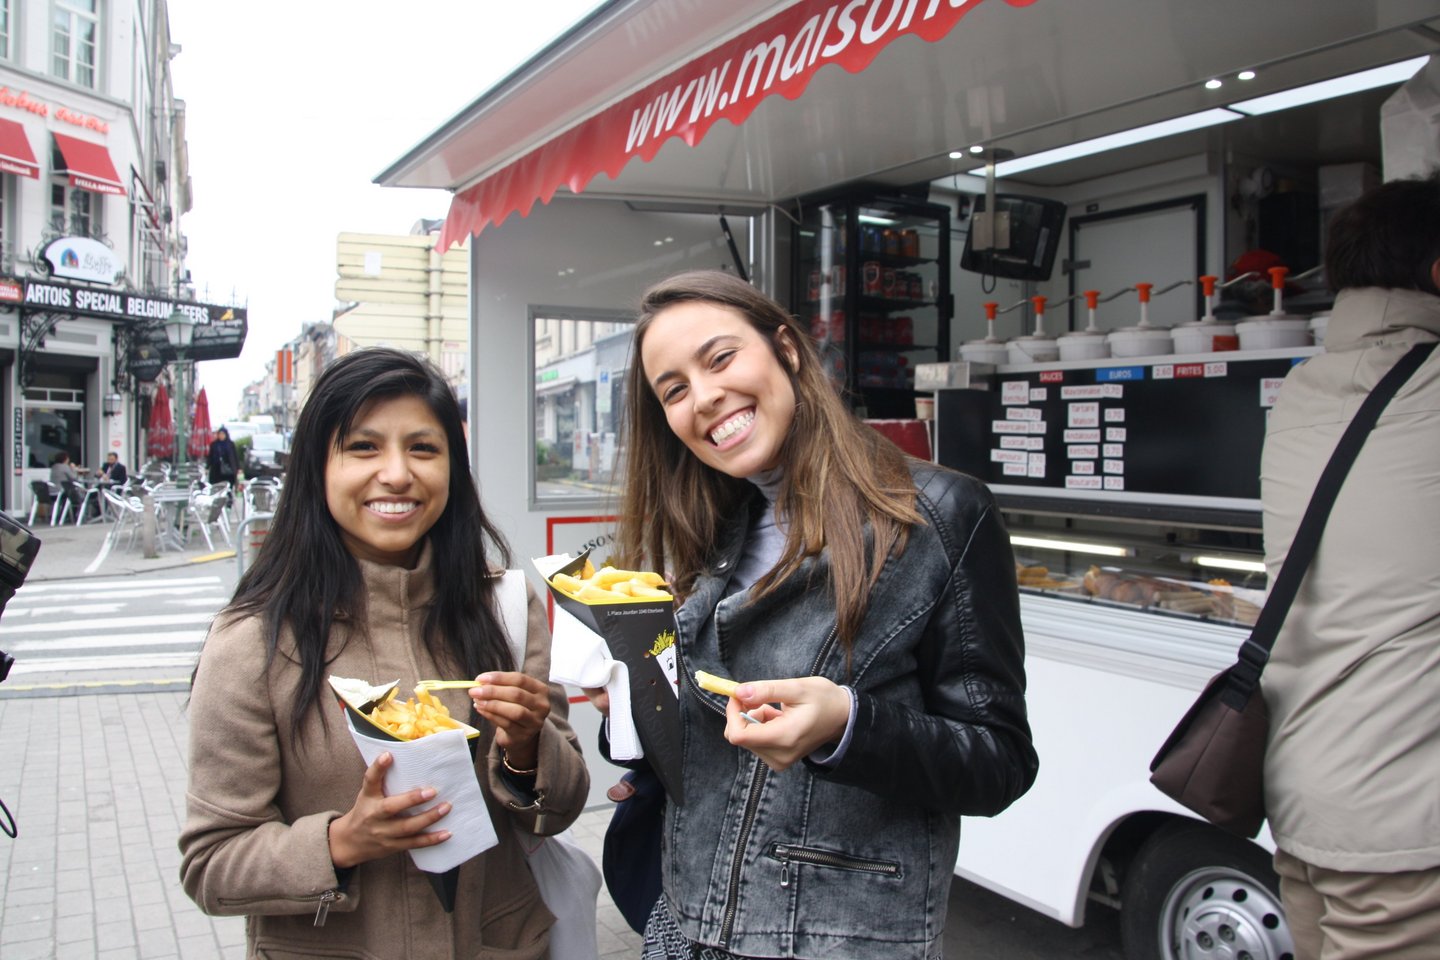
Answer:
[{"left": 641, "top": 897, "right": 749, "bottom": 960}]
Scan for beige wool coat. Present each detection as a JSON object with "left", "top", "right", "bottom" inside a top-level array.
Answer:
[
  {"left": 180, "top": 544, "right": 589, "bottom": 958},
  {"left": 1261, "top": 286, "right": 1440, "bottom": 872}
]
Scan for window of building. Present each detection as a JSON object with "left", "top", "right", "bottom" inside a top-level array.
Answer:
[
  {"left": 52, "top": 0, "right": 100, "bottom": 88},
  {"left": 531, "top": 311, "right": 634, "bottom": 504},
  {"left": 0, "top": 0, "right": 12, "bottom": 60},
  {"left": 51, "top": 180, "right": 98, "bottom": 236}
]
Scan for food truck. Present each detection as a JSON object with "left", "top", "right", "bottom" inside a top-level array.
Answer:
[{"left": 380, "top": 2, "right": 1439, "bottom": 956}]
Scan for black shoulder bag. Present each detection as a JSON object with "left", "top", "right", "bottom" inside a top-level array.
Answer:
[{"left": 1149, "top": 341, "right": 1436, "bottom": 838}]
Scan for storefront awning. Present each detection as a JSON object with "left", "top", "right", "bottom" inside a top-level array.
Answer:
[
  {"left": 0, "top": 118, "right": 39, "bottom": 179},
  {"left": 427, "top": 0, "right": 1037, "bottom": 251},
  {"left": 385, "top": 0, "right": 1438, "bottom": 254},
  {"left": 53, "top": 132, "right": 125, "bottom": 196}
]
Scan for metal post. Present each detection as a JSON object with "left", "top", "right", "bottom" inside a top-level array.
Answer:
[{"left": 174, "top": 360, "right": 190, "bottom": 482}]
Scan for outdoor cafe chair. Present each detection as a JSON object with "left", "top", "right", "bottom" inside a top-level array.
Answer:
[
  {"left": 101, "top": 487, "right": 146, "bottom": 552},
  {"left": 28, "top": 480, "right": 70, "bottom": 526},
  {"left": 70, "top": 479, "right": 105, "bottom": 526},
  {"left": 187, "top": 484, "right": 233, "bottom": 552}
]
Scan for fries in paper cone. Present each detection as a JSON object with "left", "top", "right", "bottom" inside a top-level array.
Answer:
[
  {"left": 328, "top": 675, "right": 481, "bottom": 741},
  {"left": 535, "top": 549, "right": 685, "bottom": 805}
]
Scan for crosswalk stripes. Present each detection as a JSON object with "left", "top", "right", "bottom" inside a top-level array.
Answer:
[{"left": 0, "top": 575, "right": 229, "bottom": 694}]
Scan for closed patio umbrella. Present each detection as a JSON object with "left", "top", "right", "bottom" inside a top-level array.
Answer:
[
  {"left": 147, "top": 382, "right": 174, "bottom": 460},
  {"left": 189, "top": 386, "right": 213, "bottom": 460}
]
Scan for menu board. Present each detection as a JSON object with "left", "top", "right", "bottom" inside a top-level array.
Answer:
[{"left": 934, "top": 354, "right": 1308, "bottom": 508}]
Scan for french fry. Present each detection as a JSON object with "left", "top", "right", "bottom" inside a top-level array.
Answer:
[
  {"left": 549, "top": 564, "right": 672, "bottom": 602},
  {"left": 367, "top": 689, "right": 463, "bottom": 740},
  {"left": 694, "top": 670, "right": 740, "bottom": 698}
]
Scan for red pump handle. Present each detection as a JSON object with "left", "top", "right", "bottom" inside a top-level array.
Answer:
[
  {"left": 983, "top": 302, "right": 998, "bottom": 321},
  {"left": 1030, "top": 295, "right": 1047, "bottom": 314},
  {"left": 1135, "top": 283, "right": 1153, "bottom": 303},
  {"left": 1084, "top": 290, "right": 1100, "bottom": 310},
  {"left": 1268, "top": 265, "right": 1289, "bottom": 289},
  {"left": 1199, "top": 275, "right": 1217, "bottom": 297}
]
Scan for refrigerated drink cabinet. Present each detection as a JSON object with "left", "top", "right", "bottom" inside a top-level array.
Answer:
[{"left": 793, "top": 193, "right": 952, "bottom": 419}]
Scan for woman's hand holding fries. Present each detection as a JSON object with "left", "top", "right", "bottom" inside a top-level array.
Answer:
[
  {"left": 328, "top": 751, "right": 453, "bottom": 868},
  {"left": 469, "top": 671, "right": 551, "bottom": 771},
  {"left": 721, "top": 677, "right": 852, "bottom": 773}
]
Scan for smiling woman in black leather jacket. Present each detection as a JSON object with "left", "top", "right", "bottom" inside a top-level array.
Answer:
[{"left": 602, "top": 270, "right": 1037, "bottom": 960}]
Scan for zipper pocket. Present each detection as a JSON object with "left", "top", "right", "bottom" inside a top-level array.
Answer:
[
  {"left": 216, "top": 889, "right": 345, "bottom": 926},
  {"left": 768, "top": 843, "right": 901, "bottom": 887}
]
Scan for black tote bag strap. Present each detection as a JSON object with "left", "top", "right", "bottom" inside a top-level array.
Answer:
[{"left": 1230, "top": 340, "right": 1437, "bottom": 692}]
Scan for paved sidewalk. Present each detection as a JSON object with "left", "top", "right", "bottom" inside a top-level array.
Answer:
[
  {"left": 0, "top": 691, "right": 641, "bottom": 959},
  {"left": 16, "top": 511, "right": 241, "bottom": 584}
]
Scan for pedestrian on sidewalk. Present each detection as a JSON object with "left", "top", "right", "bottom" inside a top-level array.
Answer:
[{"left": 180, "top": 347, "right": 588, "bottom": 959}]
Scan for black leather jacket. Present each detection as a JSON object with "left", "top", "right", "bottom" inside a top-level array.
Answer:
[{"left": 664, "top": 462, "right": 1037, "bottom": 958}]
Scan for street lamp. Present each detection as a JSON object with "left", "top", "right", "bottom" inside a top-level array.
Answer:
[
  {"left": 102, "top": 392, "right": 123, "bottom": 417},
  {"left": 163, "top": 307, "right": 196, "bottom": 479}
]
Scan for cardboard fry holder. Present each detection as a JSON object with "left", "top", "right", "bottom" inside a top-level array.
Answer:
[{"left": 542, "top": 551, "right": 685, "bottom": 806}]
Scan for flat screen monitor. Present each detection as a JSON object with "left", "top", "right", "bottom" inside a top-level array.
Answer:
[{"left": 960, "top": 194, "right": 1067, "bottom": 282}]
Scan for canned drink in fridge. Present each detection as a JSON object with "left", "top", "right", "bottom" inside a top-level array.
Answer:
[
  {"left": 882, "top": 268, "right": 898, "bottom": 298},
  {"left": 808, "top": 268, "right": 822, "bottom": 302},
  {"left": 863, "top": 261, "right": 883, "bottom": 295},
  {"left": 831, "top": 264, "right": 846, "bottom": 296},
  {"left": 901, "top": 228, "right": 920, "bottom": 258},
  {"left": 909, "top": 273, "right": 923, "bottom": 301}
]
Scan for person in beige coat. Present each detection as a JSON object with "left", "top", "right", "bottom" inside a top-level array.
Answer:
[
  {"left": 1260, "top": 171, "right": 1440, "bottom": 959},
  {"left": 180, "top": 347, "right": 589, "bottom": 959}
]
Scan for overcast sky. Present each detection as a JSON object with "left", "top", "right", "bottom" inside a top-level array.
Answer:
[{"left": 166, "top": 0, "right": 600, "bottom": 421}]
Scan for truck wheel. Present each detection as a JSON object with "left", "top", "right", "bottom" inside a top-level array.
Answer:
[{"left": 1120, "top": 822, "right": 1294, "bottom": 960}]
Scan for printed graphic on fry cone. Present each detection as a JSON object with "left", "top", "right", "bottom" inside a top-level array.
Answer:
[
  {"left": 535, "top": 550, "right": 685, "bottom": 805},
  {"left": 328, "top": 675, "right": 481, "bottom": 741}
]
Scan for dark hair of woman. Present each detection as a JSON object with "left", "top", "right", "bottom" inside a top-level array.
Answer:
[
  {"left": 224, "top": 347, "right": 514, "bottom": 740},
  {"left": 616, "top": 269, "right": 923, "bottom": 652},
  {"left": 1325, "top": 169, "right": 1440, "bottom": 295}
]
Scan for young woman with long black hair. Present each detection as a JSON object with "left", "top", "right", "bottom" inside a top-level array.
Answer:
[
  {"left": 603, "top": 270, "right": 1037, "bottom": 959},
  {"left": 181, "top": 347, "right": 588, "bottom": 958}
]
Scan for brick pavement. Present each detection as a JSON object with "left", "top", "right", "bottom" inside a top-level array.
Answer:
[{"left": 0, "top": 691, "right": 642, "bottom": 959}]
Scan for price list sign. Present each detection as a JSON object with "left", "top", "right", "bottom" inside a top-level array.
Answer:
[{"left": 935, "top": 354, "right": 1308, "bottom": 506}]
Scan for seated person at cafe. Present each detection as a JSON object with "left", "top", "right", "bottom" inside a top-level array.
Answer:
[
  {"left": 97, "top": 452, "right": 128, "bottom": 489},
  {"left": 49, "top": 451, "right": 100, "bottom": 521}
]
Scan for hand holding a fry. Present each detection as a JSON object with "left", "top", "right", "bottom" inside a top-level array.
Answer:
[
  {"left": 328, "top": 751, "right": 453, "bottom": 868},
  {"left": 469, "top": 671, "right": 551, "bottom": 770},
  {"left": 721, "top": 677, "right": 852, "bottom": 773}
]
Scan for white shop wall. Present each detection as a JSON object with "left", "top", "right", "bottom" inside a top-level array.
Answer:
[{"left": 468, "top": 196, "right": 756, "bottom": 566}]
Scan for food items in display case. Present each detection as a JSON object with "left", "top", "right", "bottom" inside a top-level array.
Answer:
[
  {"left": 1080, "top": 565, "right": 1260, "bottom": 624},
  {"left": 1010, "top": 558, "right": 1261, "bottom": 626}
]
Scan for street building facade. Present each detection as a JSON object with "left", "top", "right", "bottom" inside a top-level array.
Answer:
[{"left": 0, "top": 0, "right": 243, "bottom": 516}]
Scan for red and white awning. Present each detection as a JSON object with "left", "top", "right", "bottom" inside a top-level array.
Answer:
[
  {"left": 0, "top": 118, "right": 39, "bottom": 179},
  {"left": 435, "top": 0, "right": 1036, "bottom": 251},
  {"left": 53, "top": 132, "right": 126, "bottom": 196}
]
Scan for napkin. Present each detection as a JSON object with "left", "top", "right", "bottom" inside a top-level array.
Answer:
[
  {"left": 345, "top": 721, "right": 499, "bottom": 873},
  {"left": 532, "top": 553, "right": 642, "bottom": 761}
]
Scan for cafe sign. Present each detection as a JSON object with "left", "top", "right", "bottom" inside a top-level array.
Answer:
[
  {"left": 9, "top": 275, "right": 250, "bottom": 363},
  {"left": 42, "top": 236, "right": 123, "bottom": 284}
]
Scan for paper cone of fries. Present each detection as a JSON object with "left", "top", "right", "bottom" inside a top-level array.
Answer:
[
  {"left": 534, "top": 550, "right": 685, "bottom": 806},
  {"left": 327, "top": 676, "right": 498, "bottom": 880}
]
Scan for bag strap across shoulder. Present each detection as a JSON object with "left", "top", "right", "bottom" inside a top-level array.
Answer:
[
  {"left": 1229, "top": 340, "right": 1436, "bottom": 697},
  {"left": 494, "top": 570, "right": 530, "bottom": 670}
]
